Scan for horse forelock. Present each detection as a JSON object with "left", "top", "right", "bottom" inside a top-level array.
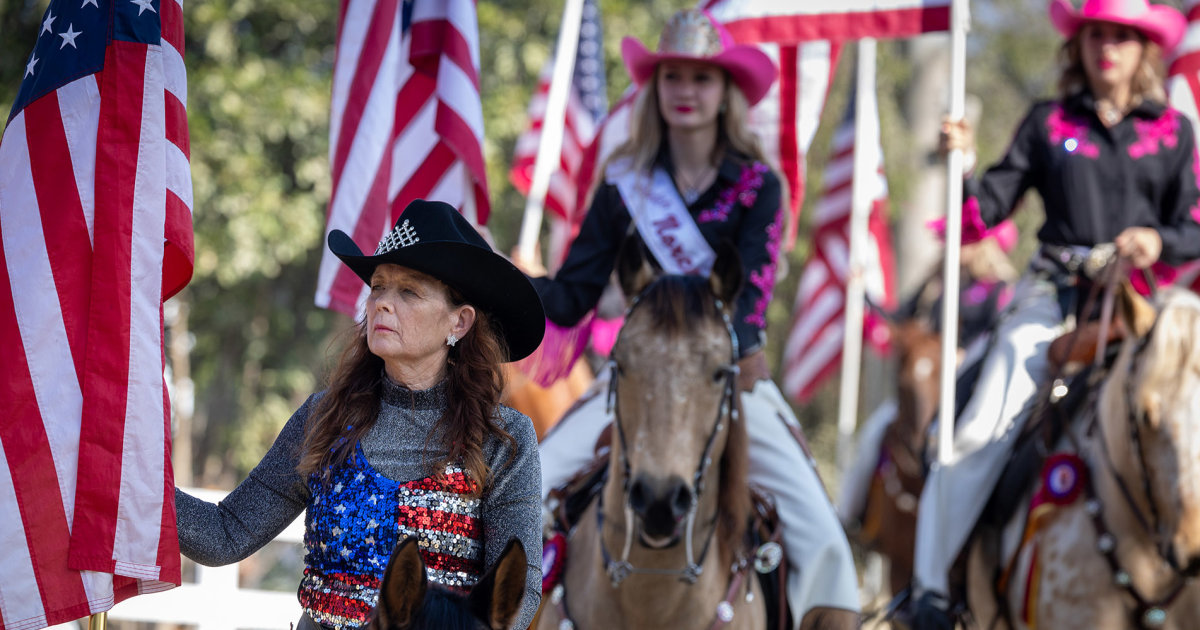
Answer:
[{"left": 628, "top": 275, "right": 724, "bottom": 336}]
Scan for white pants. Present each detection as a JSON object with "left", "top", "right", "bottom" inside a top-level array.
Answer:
[
  {"left": 539, "top": 376, "right": 861, "bottom": 626},
  {"left": 913, "top": 275, "right": 1063, "bottom": 596},
  {"left": 836, "top": 398, "right": 897, "bottom": 528}
]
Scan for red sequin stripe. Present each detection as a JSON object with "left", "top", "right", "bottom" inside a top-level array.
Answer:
[
  {"left": 396, "top": 505, "right": 482, "bottom": 537},
  {"left": 298, "top": 569, "right": 379, "bottom": 627},
  {"left": 400, "top": 471, "right": 479, "bottom": 494},
  {"left": 416, "top": 549, "right": 481, "bottom": 575}
]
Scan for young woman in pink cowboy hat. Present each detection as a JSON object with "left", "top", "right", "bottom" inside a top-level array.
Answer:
[
  {"left": 911, "top": 0, "right": 1200, "bottom": 626},
  {"left": 526, "top": 8, "right": 860, "bottom": 629}
]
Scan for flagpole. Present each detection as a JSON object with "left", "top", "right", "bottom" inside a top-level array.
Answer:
[
  {"left": 836, "top": 38, "right": 878, "bottom": 472},
  {"left": 516, "top": 0, "right": 586, "bottom": 263},
  {"left": 937, "top": 0, "right": 970, "bottom": 466}
]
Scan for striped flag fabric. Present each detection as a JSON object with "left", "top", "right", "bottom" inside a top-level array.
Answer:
[
  {"left": 781, "top": 89, "right": 897, "bottom": 403},
  {"left": 704, "top": 0, "right": 952, "bottom": 43},
  {"left": 510, "top": 0, "right": 607, "bottom": 267},
  {"left": 743, "top": 40, "right": 842, "bottom": 247},
  {"left": 0, "top": 0, "right": 192, "bottom": 627},
  {"left": 315, "top": 0, "right": 489, "bottom": 315},
  {"left": 1169, "top": 2, "right": 1200, "bottom": 136},
  {"left": 702, "top": 0, "right": 951, "bottom": 245}
]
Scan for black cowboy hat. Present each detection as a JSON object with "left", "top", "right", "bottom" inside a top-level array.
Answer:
[{"left": 327, "top": 199, "right": 546, "bottom": 362}]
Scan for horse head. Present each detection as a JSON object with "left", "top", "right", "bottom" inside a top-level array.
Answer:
[
  {"left": 604, "top": 236, "right": 750, "bottom": 569},
  {"left": 1099, "top": 285, "right": 1200, "bottom": 577},
  {"left": 888, "top": 316, "right": 942, "bottom": 475},
  {"left": 368, "top": 537, "right": 526, "bottom": 630}
]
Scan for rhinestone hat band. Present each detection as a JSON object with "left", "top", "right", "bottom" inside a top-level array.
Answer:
[
  {"left": 374, "top": 219, "right": 420, "bottom": 255},
  {"left": 657, "top": 10, "right": 723, "bottom": 57}
]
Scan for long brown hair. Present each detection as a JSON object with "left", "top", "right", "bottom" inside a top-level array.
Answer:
[
  {"left": 1057, "top": 29, "right": 1166, "bottom": 104},
  {"left": 600, "top": 64, "right": 789, "bottom": 210},
  {"left": 298, "top": 287, "right": 514, "bottom": 497}
]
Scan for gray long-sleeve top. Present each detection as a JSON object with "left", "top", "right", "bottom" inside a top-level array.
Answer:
[{"left": 175, "top": 377, "right": 543, "bottom": 629}]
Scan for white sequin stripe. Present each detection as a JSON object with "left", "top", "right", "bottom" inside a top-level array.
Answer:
[
  {"left": 395, "top": 524, "right": 484, "bottom": 558},
  {"left": 396, "top": 485, "right": 481, "bottom": 518},
  {"left": 426, "top": 567, "right": 480, "bottom": 590}
]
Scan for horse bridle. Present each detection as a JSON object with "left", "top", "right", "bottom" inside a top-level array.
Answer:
[
  {"left": 1081, "top": 312, "right": 1200, "bottom": 628},
  {"left": 597, "top": 282, "right": 741, "bottom": 587}
]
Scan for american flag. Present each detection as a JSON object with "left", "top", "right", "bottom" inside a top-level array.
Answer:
[
  {"left": 703, "top": 0, "right": 950, "bottom": 244},
  {"left": 315, "top": 0, "right": 489, "bottom": 315},
  {"left": 510, "top": 0, "right": 607, "bottom": 267},
  {"left": 704, "top": 0, "right": 951, "bottom": 43},
  {"left": 0, "top": 0, "right": 191, "bottom": 627},
  {"left": 781, "top": 89, "right": 897, "bottom": 403},
  {"left": 1169, "top": 2, "right": 1200, "bottom": 137}
]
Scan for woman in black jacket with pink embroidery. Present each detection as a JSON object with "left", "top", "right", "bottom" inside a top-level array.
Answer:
[{"left": 911, "top": 0, "right": 1200, "bottom": 624}]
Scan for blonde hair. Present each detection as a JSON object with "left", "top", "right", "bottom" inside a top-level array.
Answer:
[
  {"left": 1057, "top": 29, "right": 1167, "bottom": 104},
  {"left": 598, "top": 65, "right": 790, "bottom": 214}
]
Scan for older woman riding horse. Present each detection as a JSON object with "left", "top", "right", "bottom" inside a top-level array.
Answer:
[{"left": 537, "top": 240, "right": 777, "bottom": 629}]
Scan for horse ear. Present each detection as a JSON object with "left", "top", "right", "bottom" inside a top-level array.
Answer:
[
  {"left": 1118, "top": 280, "right": 1156, "bottom": 339},
  {"left": 377, "top": 538, "right": 427, "bottom": 629},
  {"left": 467, "top": 538, "right": 527, "bottom": 630},
  {"left": 617, "top": 236, "right": 658, "bottom": 299},
  {"left": 708, "top": 240, "right": 743, "bottom": 309}
]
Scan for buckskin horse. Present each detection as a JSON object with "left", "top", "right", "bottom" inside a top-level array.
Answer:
[
  {"left": 366, "top": 537, "right": 527, "bottom": 630},
  {"left": 964, "top": 285, "right": 1200, "bottom": 629},
  {"left": 536, "top": 240, "right": 770, "bottom": 629}
]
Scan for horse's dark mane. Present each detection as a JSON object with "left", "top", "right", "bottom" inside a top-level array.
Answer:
[
  {"left": 371, "top": 588, "right": 483, "bottom": 630},
  {"left": 635, "top": 275, "right": 725, "bottom": 335},
  {"left": 632, "top": 274, "right": 751, "bottom": 568}
]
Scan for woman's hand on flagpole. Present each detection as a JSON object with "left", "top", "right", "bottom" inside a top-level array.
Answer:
[
  {"left": 939, "top": 116, "right": 978, "bottom": 173},
  {"left": 510, "top": 246, "right": 547, "bottom": 277}
]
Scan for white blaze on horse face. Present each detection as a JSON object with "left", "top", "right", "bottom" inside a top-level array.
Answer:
[
  {"left": 912, "top": 357, "right": 934, "bottom": 381},
  {"left": 615, "top": 307, "right": 733, "bottom": 493}
]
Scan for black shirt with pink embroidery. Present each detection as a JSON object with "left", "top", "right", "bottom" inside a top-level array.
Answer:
[
  {"left": 531, "top": 151, "right": 783, "bottom": 358},
  {"left": 964, "top": 91, "right": 1200, "bottom": 267}
]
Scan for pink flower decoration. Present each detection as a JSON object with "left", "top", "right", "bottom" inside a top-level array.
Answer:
[
  {"left": 1046, "top": 106, "right": 1099, "bottom": 159},
  {"left": 698, "top": 162, "right": 769, "bottom": 223},
  {"left": 1128, "top": 110, "right": 1180, "bottom": 159},
  {"left": 744, "top": 208, "right": 783, "bottom": 328}
]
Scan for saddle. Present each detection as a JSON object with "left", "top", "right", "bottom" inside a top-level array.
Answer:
[{"left": 543, "top": 456, "right": 793, "bottom": 630}]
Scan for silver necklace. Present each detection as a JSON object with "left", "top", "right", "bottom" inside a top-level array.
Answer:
[
  {"left": 1097, "top": 102, "right": 1122, "bottom": 126},
  {"left": 675, "top": 164, "right": 715, "bottom": 205}
]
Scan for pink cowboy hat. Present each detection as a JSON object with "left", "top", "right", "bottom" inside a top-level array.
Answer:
[
  {"left": 1049, "top": 0, "right": 1186, "bottom": 52},
  {"left": 621, "top": 9, "right": 778, "bottom": 106}
]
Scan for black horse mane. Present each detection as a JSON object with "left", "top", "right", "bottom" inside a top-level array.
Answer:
[
  {"left": 391, "top": 589, "right": 484, "bottom": 630},
  {"left": 631, "top": 275, "right": 726, "bottom": 335}
]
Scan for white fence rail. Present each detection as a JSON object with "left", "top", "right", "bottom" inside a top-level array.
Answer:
[{"left": 60, "top": 488, "right": 306, "bottom": 630}]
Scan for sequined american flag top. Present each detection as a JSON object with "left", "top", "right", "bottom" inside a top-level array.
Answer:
[{"left": 301, "top": 451, "right": 483, "bottom": 629}]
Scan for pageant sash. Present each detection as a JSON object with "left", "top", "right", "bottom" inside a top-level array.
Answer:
[{"left": 607, "top": 159, "right": 715, "bottom": 276}]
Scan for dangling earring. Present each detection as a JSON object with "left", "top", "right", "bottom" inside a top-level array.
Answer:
[{"left": 446, "top": 333, "right": 458, "bottom": 347}]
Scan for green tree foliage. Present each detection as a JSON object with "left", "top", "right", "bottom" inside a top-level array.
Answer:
[{"left": 0, "top": 0, "right": 1069, "bottom": 483}]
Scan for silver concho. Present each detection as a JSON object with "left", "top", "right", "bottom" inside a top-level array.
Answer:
[{"left": 754, "top": 541, "right": 783, "bottom": 574}]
